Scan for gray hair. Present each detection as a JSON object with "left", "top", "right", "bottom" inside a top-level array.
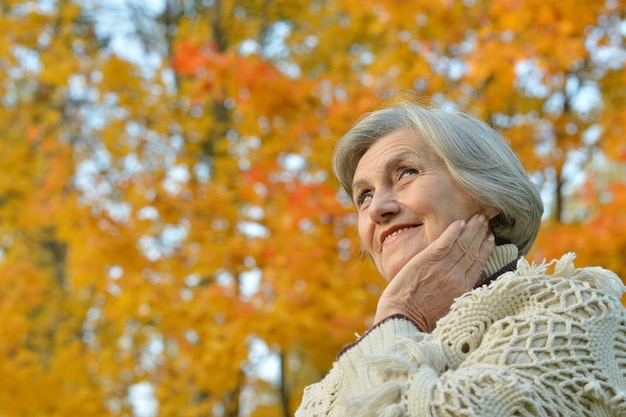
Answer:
[{"left": 333, "top": 100, "right": 544, "bottom": 255}]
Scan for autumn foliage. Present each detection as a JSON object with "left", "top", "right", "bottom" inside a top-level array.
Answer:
[{"left": 1, "top": 0, "right": 625, "bottom": 415}]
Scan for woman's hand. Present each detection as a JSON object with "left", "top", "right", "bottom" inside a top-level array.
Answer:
[{"left": 374, "top": 214, "right": 495, "bottom": 332}]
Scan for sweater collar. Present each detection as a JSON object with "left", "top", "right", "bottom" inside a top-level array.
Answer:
[{"left": 474, "top": 244, "right": 519, "bottom": 288}]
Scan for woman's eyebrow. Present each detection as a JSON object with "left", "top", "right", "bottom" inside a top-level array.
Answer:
[
  {"left": 351, "top": 151, "right": 417, "bottom": 195},
  {"left": 351, "top": 178, "right": 369, "bottom": 196},
  {"left": 383, "top": 151, "right": 416, "bottom": 173}
]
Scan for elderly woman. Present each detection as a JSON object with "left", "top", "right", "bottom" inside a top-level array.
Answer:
[{"left": 295, "top": 99, "right": 626, "bottom": 417}]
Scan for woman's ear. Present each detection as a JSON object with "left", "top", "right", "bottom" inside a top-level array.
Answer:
[{"left": 483, "top": 206, "right": 501, "bottom": 220}]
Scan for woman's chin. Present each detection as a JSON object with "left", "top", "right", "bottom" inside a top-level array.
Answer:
[
  {"left": 381, "top": 260, "right": 406, "bottom": 282},
  {"left": 380, "top": 247, "right": 424, "bottom": 281}
]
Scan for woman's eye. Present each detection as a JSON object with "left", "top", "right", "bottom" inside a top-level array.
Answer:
[
  {"left": 399, "top": 167, "right": 419, "bottom": 179},
  {"left": 356, "top": 191, "right": 372, "bottom": 207}
]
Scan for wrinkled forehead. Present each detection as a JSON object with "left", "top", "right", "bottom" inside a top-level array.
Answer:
[{"left": 348, "top": 127, "right": 436, "bottom": 181}]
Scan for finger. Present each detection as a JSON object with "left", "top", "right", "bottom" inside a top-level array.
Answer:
[
  {"left": 427, "top": 219, "right": 467, "bottom": 260},
  {"left": 466, "top": 232, "right": 496, "bottom": 281},
  {"left": 451, "top": 214, "right": 489, "bottom": 263},
  {"left": 466, "top": 214, "right": 491, "bottom": 256}
]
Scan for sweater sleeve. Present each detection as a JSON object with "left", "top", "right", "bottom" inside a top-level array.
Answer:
[
  {"left": 296, "top": 255, "right": 626, "bottom": 417},
  {"left": 295, "top": 315, "right": 420, "bottom": 417}
]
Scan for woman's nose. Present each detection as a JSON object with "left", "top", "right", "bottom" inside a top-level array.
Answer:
[{"left": 368, "top": 190, "right": 400, "bottom": 223}]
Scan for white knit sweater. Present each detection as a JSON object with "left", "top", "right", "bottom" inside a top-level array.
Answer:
[{"left": 296, "top": 251, "right": 626, "bottom": 417}]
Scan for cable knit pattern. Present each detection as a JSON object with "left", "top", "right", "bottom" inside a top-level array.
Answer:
[{"left": 295, "top": 253, "right": 626, "bottom": 417}]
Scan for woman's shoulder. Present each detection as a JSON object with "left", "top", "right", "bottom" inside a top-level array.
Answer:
[
  {"left": 492, "top": 252, "right": 626, "bottom": 311},
  {"left": 436, "top": 253, "right": 625, "bottom": 335},
  {"left": 433, "top": 253, "right": 626, "bottom": 369}
]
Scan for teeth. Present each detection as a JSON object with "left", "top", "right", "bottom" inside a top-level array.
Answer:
[{"left": 385, "top": 227, "right": 413, "bottom": 242}]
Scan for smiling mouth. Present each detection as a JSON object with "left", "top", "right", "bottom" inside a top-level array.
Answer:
[{"left": 383, "top": 226, "right": 419, "bottom": 244}]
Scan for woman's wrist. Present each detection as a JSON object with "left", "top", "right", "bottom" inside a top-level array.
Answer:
[{"left": 374, "top": 299, "right": 428, "bottom": 331}]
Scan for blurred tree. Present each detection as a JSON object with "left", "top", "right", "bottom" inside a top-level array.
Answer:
[{"left": 0, "top": 0, "right": 624, "bottom": 416}]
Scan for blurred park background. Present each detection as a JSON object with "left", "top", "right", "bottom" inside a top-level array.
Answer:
[{"left": 1, "top": 0, "right": 625, "bottom": 415}]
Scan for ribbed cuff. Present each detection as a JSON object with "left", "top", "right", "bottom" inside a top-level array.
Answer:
[{"left": 337, "top": 314, "right": 421, "bottom": 359}]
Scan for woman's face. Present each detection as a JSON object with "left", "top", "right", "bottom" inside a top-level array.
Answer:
[{"left": 352, "top": 129, "right": 496, "bottom": 281}]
